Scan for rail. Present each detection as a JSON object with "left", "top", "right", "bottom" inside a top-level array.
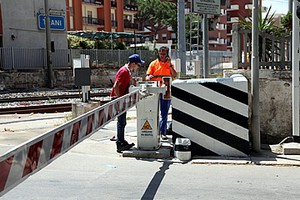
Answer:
[
  {"left": 0, "top": 103, "right": 72, "bottom": 115},
  {"left": 0, "top": 92, "right": 110, "bottom": 103}
]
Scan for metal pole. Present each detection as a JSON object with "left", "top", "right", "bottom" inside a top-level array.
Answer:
[
  {"left": 134, "top": 30, "right": 137, "bottom": 54},
  {"left": 289, "top": 0, "right": 293, "bottom": 13},
  {"left": 189, "top": 3, "right": 192, "bottom": 64},
  {"left": 178, "top": 0, "right": 186, "bottom": 75},
  {"left": 202, "top": 14, "right": 209, "bottom": 78},
  {"left": 251, "top": 0, "right": 260, "bottom": 152},
  {"left": 292, "top": 0, "right": 300, "bottom": 137},
  {"left": 197, "top": 14, "right": 200, "bottom": 54},
  {"left": 45, "top": 0, "right": 54, "bottom": 88}
]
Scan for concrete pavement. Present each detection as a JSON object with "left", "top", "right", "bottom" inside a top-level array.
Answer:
[
  {"left": 2, "top": 107, "right": 300, "bottom": 199},
  {"left": 1, "top": 107, "right": 300, "bottom": 167}
]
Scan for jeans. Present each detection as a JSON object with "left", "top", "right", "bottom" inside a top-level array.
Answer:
[
  {"left": 117, "top": 112, "right": 127, "bottom": 143},
  {"left": 160, "top": 94, "right": 171, "bottom": 135}
]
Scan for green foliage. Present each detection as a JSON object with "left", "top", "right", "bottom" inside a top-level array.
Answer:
[
  {"left": 68, "top": 35, "right": 129, "bottom": 50},
  {"left": 281, "top": 11, "right": 292, "bottom": 32},
  {"left": 67, "top": 35, "right": 94, "bottom": 49},
  {"left": 115, "top": 42, "right": 127, "bottom": 50},
  {"left": 239, "top": 6, "right": 286, "bottom": 35},
  {"left": 136, "top": 0, "right": 176, "bottom": 41},
  {"left": 239, "top": 6, "right": 290, "bottom": 62},
  {"left": 94, "top": 40, "right": 110, "bottom": 49}
]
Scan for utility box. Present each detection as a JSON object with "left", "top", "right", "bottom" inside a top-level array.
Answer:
[
  {"left": 174, "top": 138, "right": 191, "bottom": 161},
  {"left": 135, "top": 81, "right": 166, "bottom": 150}
]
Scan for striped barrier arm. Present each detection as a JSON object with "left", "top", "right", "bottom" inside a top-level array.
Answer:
[{"left": 0, "top": 89, "right": 140, "bottom": 197}]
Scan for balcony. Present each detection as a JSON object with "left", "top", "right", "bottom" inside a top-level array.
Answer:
[
  {"left": 82, "top": 0, "right": 104, "bottom": 8},
  {"left": 82, "top": 0, "right": 103, "bottom": 5},
  {"left": 124, "top": 21, "right": 138, "bottom": 29},
  {"left": 83, "top": 17, "right": 104, "bottom": 26},
  {"left": 228, "top": 17, "right": 239, "bottom": 23},
  {"left": 227, "top": 4, "right": 239, "bottom": 11},
  {"left": 124, "top": 4, "right": 138, "bottom": 11}
]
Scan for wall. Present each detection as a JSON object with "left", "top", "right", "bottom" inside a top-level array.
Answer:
[
  {"left": 224, "top": 69, "right": 293, "bottom": 144},
  {"left": 0, "top": 66, "right": 147, "bottom": 90},
  {"left": 1, "top": 0, "right": 67, "bottom": 49}
]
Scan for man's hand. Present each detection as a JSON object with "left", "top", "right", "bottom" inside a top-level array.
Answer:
[
  {"left": 115, "top": 101, "right": 120, "bottom": 114},
  {"left": 146, "top": 74, "right": 154, "bottom": 81}
]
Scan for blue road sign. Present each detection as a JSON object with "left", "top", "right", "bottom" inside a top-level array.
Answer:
[{"left": 38, "top": 15, "right": 65, "bottom": 30}]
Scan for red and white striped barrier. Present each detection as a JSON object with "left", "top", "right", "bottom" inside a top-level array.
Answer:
[{"left": 0, "top": 89, "right": 140, "bottom": 196}]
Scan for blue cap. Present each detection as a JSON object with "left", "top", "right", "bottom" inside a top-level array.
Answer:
[{"left": 129, "top": 54, "right": 145, "bottom": 65}]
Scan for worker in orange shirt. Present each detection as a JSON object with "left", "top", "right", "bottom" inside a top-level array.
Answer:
[{"left": 145, "top": 46, "right": 177, "bottom": 140}]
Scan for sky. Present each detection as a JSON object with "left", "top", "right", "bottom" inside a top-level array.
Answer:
[{"left": 262, "top": 0, "right": 289, "bottom": 14}]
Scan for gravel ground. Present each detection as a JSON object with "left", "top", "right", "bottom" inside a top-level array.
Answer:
[{"left": 0, "top": 88, "right": 111, "bottom": 108}]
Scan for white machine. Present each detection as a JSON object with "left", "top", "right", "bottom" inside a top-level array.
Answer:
[{"left": 131, "top": 81, "right": 167, "bottom": 150}]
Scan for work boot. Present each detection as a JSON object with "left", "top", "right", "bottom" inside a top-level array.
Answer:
[{"left": 116, "top": 141, "right": 135, "bottom": 153}]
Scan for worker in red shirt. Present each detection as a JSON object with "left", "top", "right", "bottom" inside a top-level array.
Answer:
[
  {"left": 110, "top": 54, "right": 144, "bottom": 153},
  {"left": 145, "top": 46, "right": 177, "bottom": 140}
]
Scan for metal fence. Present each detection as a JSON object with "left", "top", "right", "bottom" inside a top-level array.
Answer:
[
  {"left": 185, "top": 50, "right": 233, "bottom": 74},
  {"left": 0, "top": 48, "right": 159, "bottom": 70},
  {"left": 0, "top": 47, "right": 232, "bottom": 71},
  {"left": 232, "top": 25, "right": 291, "bottom": 70},
  {"left": 72, "top": 49, "right": 157, "bottom": 68},
  {"left": 0, "top": 48, "right": 69, "bottom": 70}
]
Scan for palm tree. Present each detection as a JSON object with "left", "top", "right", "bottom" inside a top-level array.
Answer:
[{"left": 239, "top": 6, "right": 289, "bottom": 62}]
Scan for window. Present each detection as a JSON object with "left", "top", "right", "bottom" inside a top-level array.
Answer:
[
  {"left": 227, "top": 13, "right": 230, "bottom": 21},
  {"left": 124, "top": 14, "right": 132, "bottom": 21},
  {"left": 87, "top": 11, "right": 92, "bottom": 24},
  {"left": 162, "top": 34, "right": 167, "bottom": 41},
  {"left": 171, "top": 33, "right": 176, "bottom": 39}
]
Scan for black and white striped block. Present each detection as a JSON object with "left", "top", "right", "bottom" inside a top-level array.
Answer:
[{"left": 171, "top": 75, "right": 249, "bottom": 157}]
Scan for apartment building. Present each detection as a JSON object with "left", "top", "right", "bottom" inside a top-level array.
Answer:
[
  {"left": 67, "top": 0, "right": 138, "bottom": 33},
  {"left": 166, "top": 0, "right": 228, "bottom": 51},
  {"left": 226, "top": 0, "right": 253, "bottom": 51},
  {"left": 207, "top": 1, "right": 228, "bottom": 51},
  {"left": 0, "top": 0, "right": 255, "bottom": 51}
]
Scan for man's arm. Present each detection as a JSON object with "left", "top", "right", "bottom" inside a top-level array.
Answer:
[
  {"left": 170, "top": 64, "right": 177, "bottom": 78},
  {"left": 145, "top": 64, "right": 153, "bottom": 80},
  {"left": 112, "top": 80, "right": 121, "bottom": 97}
]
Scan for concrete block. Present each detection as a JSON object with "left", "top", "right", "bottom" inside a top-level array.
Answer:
[
  {"left": 122, "top": 146, "right": 172, "bottom": 159},
  {"left": 282, "top": 142, "right": 300, "bottom": 155}
]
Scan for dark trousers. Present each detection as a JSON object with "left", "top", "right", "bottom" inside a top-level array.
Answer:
[
  {"left": 117, "top": 112, "right": 127, "bottom": 143},
  {"left": 160, "top": 94, "right": 171, "bottom": 135}
]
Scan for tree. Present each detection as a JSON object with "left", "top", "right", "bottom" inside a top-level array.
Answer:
[
  {"left": 281, "top": 11, "right": 292, "bottom": 32},
  {"left": 239, "top": 6, "right": 287, "bottom": 35},
  {"left": 239, "top": 6, "right": 289, "bottom": 61},
  {"left": 136, "top": 0, "right": 176, "bottom": 43}
]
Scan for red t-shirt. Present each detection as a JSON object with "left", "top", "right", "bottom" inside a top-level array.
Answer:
[{"left": 110, "top": 65, "right": 131, "bottom": 98}]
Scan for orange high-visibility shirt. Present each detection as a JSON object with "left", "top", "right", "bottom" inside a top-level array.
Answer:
[{"left": 146, "top": 59, "right": 173, "bottom": 82}]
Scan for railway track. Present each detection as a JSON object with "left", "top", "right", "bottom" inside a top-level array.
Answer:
[
  {"left": 0, "top": 103, "right": 73, "bottom": 114},
  {"left": 0, "top": 92, "right": 110, "bottom": 103},
  {"left": 0, "top": 90, "right": 112, "bottom": 114}
]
